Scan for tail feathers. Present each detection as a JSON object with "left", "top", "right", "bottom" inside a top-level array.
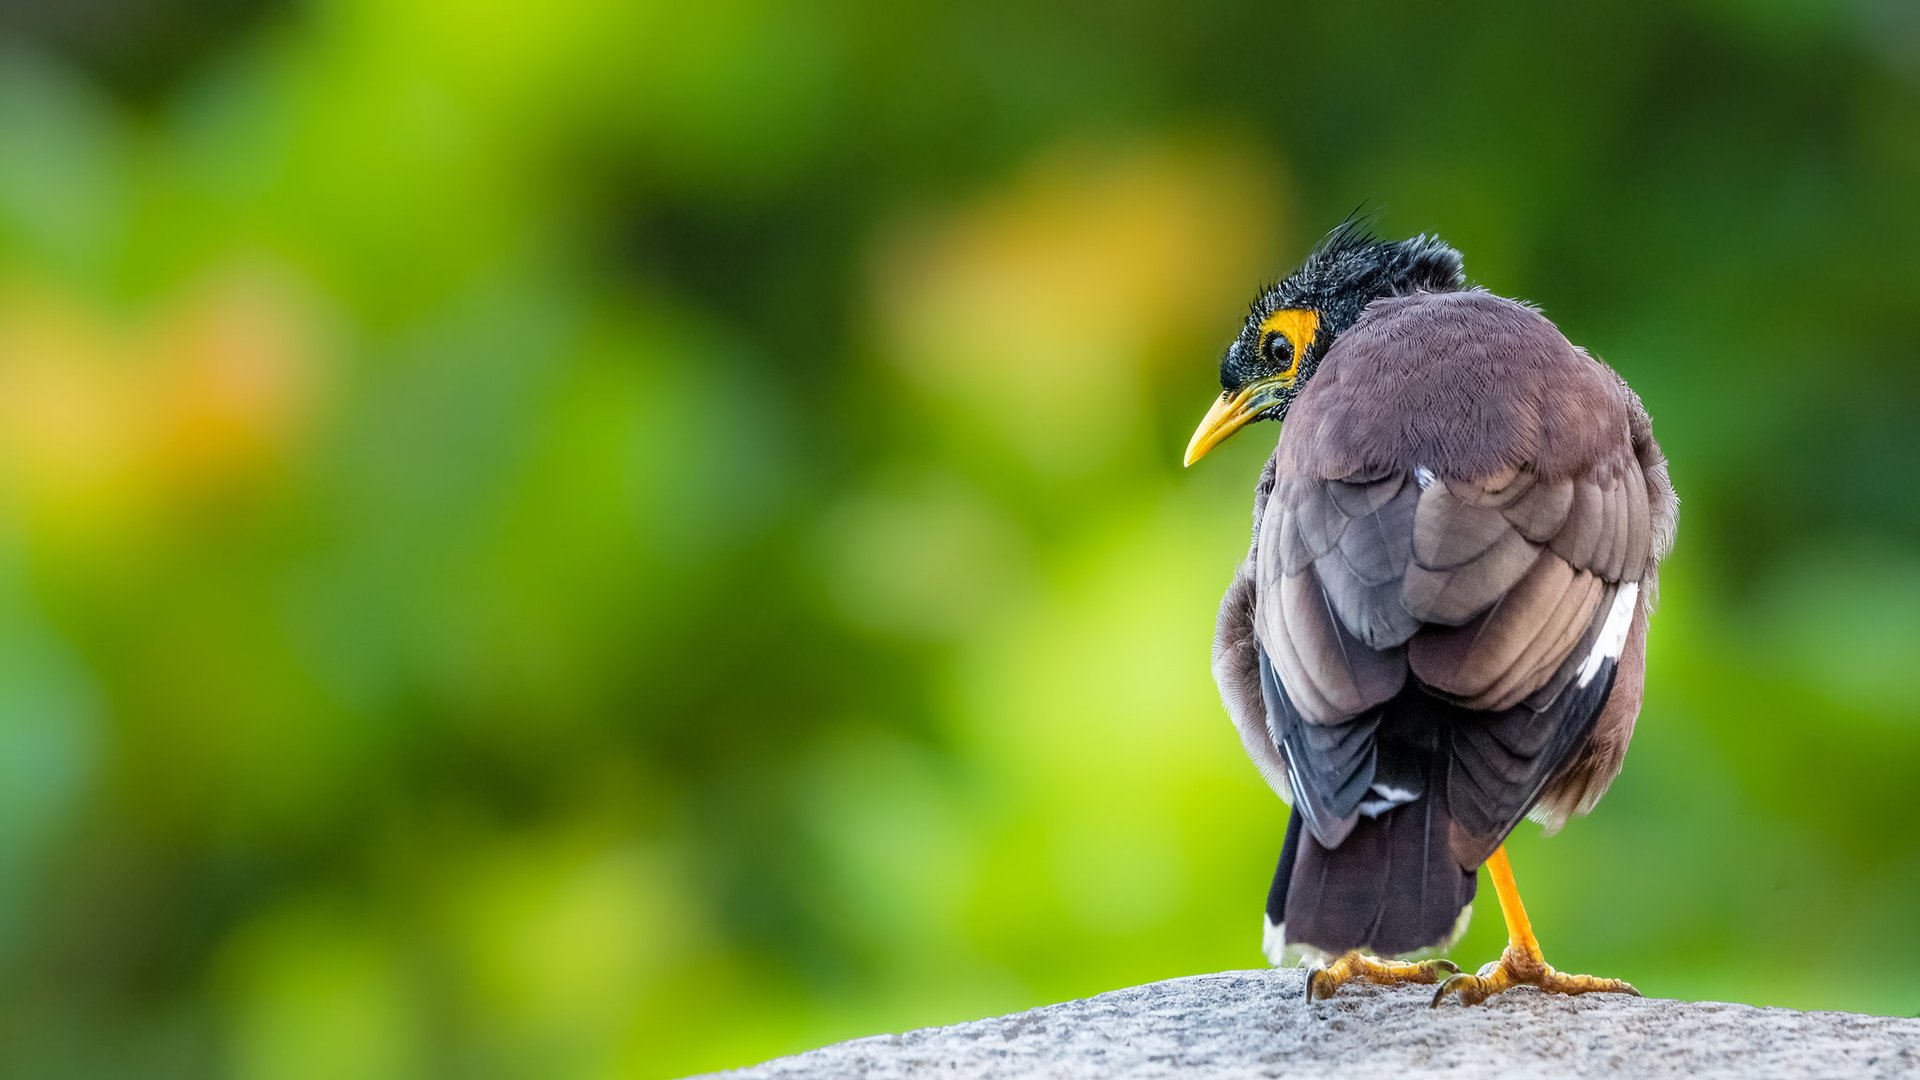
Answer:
[
  {"left": 1262, "top": 813, "right": 1304, "bottom": 965},
  {"left": 1266, "top": 795, "right": 1476, "bottom": 959}
]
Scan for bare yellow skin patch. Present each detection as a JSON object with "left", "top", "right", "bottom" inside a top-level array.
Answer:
[
  {"left": 1182, "top": 306, "right": 1323, "bottom": 467},
  {"left": 1256, "top": 307, "right": 1320, "bottom": 380}
]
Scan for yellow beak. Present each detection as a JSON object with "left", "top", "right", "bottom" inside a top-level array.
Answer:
[{"left": 1183, "top": 377, "right": 1288, "bottom": 466}]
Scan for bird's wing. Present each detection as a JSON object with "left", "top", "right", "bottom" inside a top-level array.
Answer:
[
  {"left": 1251, "top": 467, "right": 1416, "bottom": 848},
  {"left": 1528, "top": 378, "right": 1678, "bottom": 828},
  {"left": 1251, "top": 447, "right": 1659, "bottom": 863},
  {"left": 1400, "top": 453, "right": 1650, "bottom": 864}
]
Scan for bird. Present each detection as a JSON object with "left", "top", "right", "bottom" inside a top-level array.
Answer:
[{"left": 1183, "top": 221, "right": 1677, "bottom": 1006}]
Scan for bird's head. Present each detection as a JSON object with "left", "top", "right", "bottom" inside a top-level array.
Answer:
[{"left": 1183, "top": 226, "right": 1466, "bottom": 466}]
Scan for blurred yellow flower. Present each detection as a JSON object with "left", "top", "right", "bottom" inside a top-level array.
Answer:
[
  {"left": 872, "top": 137, "right": 1286, "bottom": 474},
  {"left": 0, "top": 268, "right": 321, "bottom": 539}
]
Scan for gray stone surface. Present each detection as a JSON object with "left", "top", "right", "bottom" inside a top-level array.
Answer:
[{"left": 705, "top": 969, "right": 1920, "bottom": 1079}]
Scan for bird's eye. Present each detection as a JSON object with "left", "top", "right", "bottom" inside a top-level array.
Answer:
[{"left": 1263, "top": 333, "right": 1296, "bottom": 374}]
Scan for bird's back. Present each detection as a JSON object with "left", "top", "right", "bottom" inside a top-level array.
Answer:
[
  {"left": 1214, "top": 289, "right": 1677, "bottom": 960},
  {"left": 1279, "top": 290, "right": 1629, "bottom": 484}
]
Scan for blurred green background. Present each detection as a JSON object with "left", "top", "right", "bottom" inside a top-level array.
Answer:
[{"left": 0, "top": 1, "right": 1917, "bottom": 1076}]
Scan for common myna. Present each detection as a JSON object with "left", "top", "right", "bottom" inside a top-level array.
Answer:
[{"left": 1185, "top": 223, "right": 1677, "bottom": 1005}]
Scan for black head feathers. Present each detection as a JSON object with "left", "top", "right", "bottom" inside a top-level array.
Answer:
[
  {"left": 1248, "top": 227, "right": 1467, "bottom": 333},
  {"left": 1218, "top": 226, "right": 1469, "bottom": 403}
]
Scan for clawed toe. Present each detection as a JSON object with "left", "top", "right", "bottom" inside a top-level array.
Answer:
[
  {"left": 1429, "top": 944, "right": 1638, "bottom": 1008},
  {"left": 1306, "top": 951, "right": 1460, "bottom": 1001}
]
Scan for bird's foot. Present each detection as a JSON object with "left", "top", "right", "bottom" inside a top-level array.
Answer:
[
  {"left": 1430, "top": 942, "right": 1639, "bottom": 1007},
  {"left": 1305, "top": 950, "right": 1459, "bottom": 1001}
]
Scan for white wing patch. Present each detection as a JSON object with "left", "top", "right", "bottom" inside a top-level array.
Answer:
[
  {"left": 1357, "top": 783, "right": 1418, "bottom": 818},
  {"left": 1576, "top": 582, "right": 1639, "bottom": 688}
]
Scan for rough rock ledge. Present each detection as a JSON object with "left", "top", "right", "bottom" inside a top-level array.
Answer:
[{"left": 704, "top": 968, "right": 1920, "bottom": 1079}]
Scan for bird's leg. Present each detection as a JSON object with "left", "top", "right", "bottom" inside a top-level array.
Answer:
[
  {"left": 1431, "top": 844, "right": 1639, "bottom": 1007},
  {"left": 1305, "top": 951, "right": 1458, "bottom": 1001}
]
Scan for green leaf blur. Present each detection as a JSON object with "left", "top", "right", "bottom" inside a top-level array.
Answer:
[{"left": 0, "top": 2, "right": 1917, "bottom": 1076}]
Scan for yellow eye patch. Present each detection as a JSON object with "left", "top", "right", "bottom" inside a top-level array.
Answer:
[{"left": 1256, "top": 308, "right": 1320, "bottom": 378}]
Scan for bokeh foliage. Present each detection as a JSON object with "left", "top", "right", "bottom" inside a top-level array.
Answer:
[{"left": 0, "top": 1, "right": 1918, "bottom": 1076}]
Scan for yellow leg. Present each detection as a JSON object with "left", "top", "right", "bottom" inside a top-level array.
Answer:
[
  {"left": 1431, "top": 844, "right": 1640, "bottom": 1007},
  {"left": 1306, "top": 951, "right": 1458, "bottom": 1002}
]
